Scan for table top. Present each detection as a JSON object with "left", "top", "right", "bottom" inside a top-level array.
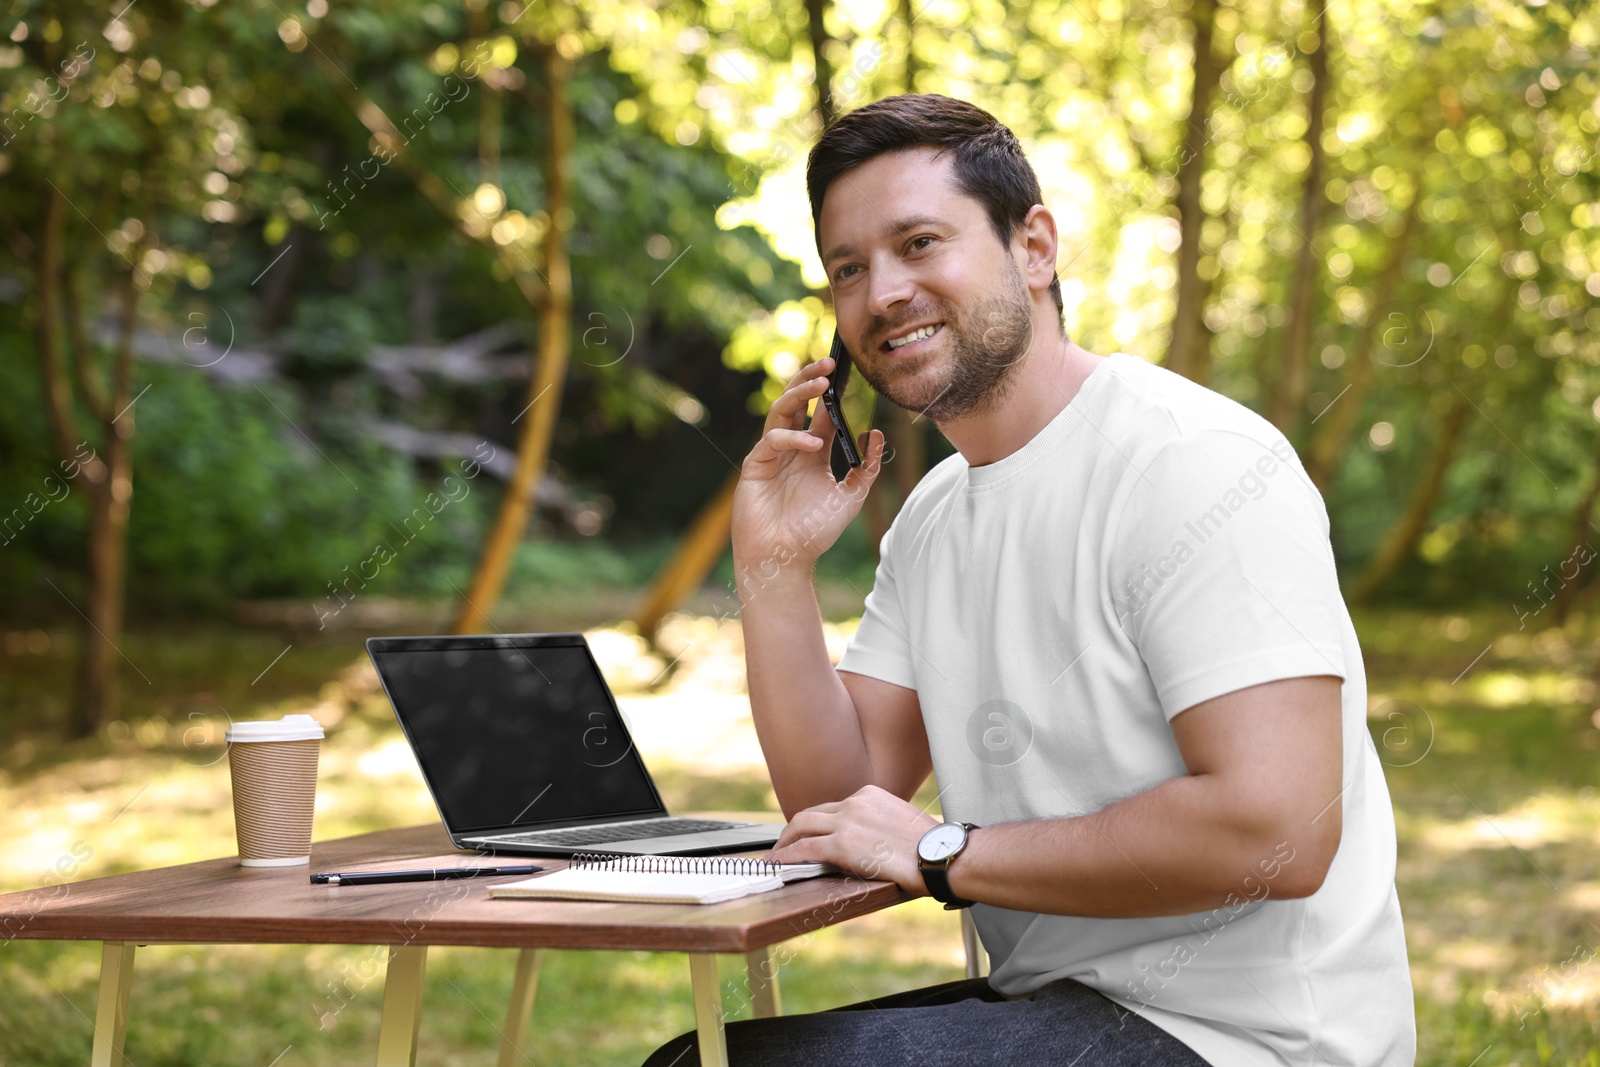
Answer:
[{"left": 0, "top": 821, "right": 910, "bottom": 953}]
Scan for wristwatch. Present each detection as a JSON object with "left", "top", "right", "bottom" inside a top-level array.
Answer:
[{"left": 917, "top": 821, "right": 979, "bottom": 910}]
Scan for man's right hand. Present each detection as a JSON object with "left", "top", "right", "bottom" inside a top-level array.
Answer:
[{"left": 731, "top": 355, "right": 885, "bottom": 590}]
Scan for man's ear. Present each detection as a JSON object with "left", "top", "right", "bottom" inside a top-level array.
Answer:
[{"left": 1017, "top": 205, "right": 1060, "bottom": 297}]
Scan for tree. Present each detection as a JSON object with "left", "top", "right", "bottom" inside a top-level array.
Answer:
[
  {"left": 1303, "top": 181, "right": 1422, "bottom": 490},
  {"left": 1164, "top": 0, "right": 1233, "bottom": 383},
  {"left": 634, "top": 0, "right": 850, "bottom": 637},
  {"left": 805, "top": 0, "right": 838, "bottom": 123},
  {"left": 34, "top": 190, "right": 143, "bottom": 737},
  {"left": 455, "top": 35, "right": 575, "bottom": 635},
  {"left": 1551, "top": 428, "right": 1600, "bottom": 624},
  {"left": 1352, "top": 388, "right": 1471, "bottom": 603},
  {"left": 1265, "top": 0, "right": 1330, "bottom": 434},
  {"left": 860, "top": 0, "right": 929, "bottom": 559},
  {"left": 4, "top": 8, "right": 245, "bottom": 734}
]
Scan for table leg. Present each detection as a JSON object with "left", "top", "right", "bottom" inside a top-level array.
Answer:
[
  {"left": 495, "top": 948, "right": 543, "bottom": 1067},
  {"left": 374, "top": 945, "right": 428, "bottom": 1067},
  {"left": 961, "top": 909, "right": 987, "bottom": 979},
  {"left": 90, "top": 941, "right": 136, "bottom": 1067},
  {"left": 744, "top": 947, "right": 781, "bottom": 1019},
  {"left": 688, "top": 953, "right": 729, "bottom": 1067}
]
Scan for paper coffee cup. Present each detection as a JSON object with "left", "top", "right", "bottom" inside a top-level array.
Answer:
[{"left": 225, "top": 714, "right": 325, "bottom": 867}]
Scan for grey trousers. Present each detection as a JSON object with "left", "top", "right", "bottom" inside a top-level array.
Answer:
[{"left": 640, "top": 975, "right": 1213, "bottom": 1066}]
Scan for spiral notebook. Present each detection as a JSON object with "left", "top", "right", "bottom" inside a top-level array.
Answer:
[{"left": 487, "top": 852, "right": 840, "bottom": 905}]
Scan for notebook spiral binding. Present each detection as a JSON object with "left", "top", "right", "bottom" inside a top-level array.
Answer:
[{"left": 569, "top": 852, "right": 784, "bottom": 875}]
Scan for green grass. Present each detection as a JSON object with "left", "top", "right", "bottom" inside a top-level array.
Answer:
[
  {"left": 1351, "top": 606, "right": 1600, "bottom": 1064},
  {"left": 0, "top": 908, "right": 972, "bottom": 1067},
  {"left": 3, "top": 602, "right": 1600, "bottom": 1064}
]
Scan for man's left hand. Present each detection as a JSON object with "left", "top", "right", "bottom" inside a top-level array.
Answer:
[{"left": 762, "top": 784, "right": 942, "bottom": 896}]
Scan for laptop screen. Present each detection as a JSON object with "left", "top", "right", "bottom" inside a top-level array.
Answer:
[{"left": 371, "top": 641, "right": 663, "bottom": 834}]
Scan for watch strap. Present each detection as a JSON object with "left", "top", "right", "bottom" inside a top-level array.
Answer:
[{"left": 919, "top": 822, "right": 978, "bottom": 910}]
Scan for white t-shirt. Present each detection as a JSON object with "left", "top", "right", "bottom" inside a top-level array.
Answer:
[{"left": 836, "top": 352, "right": 1415, "bottom": 1066}]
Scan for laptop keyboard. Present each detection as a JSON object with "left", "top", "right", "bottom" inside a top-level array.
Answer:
[{"left": 493, "top": 817, "right": 749, "bottom": 847}]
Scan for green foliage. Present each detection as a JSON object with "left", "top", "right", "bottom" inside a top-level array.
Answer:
[
  {"left": 0, "top": 360, "right": 491, "bottom": 611},
  {"left": 126, "top": 367, "right": 482, "bottom": 608},
  {"left": 0, "top": 0, "right": 805, "bottom": 617},
  {"left": 506, "top": 535, "right": 671, "bottom": 591},
  {"left": 282, "top": 297, "right": 383, "bottom": 371},
  {"left": 1, "top": 0, "right": 1598, "bottom": 619}
]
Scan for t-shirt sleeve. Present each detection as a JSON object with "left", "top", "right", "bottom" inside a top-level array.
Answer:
[
  {"left": 836, "top": 520, "right": 918, "bottom": 690},
  {"left": 1108, "top": 429, "right": 1348, "bottom": 720}
]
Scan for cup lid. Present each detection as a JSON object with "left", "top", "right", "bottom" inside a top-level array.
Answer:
[{"left": 225, "top": 713, "right": 326, "bottom": 743}]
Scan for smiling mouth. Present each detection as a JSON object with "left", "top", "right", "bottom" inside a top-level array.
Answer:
[{"left": 882, "top": 322, "right": 945, "bottom": 354}]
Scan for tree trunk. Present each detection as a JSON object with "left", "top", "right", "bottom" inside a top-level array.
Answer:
[
  {"left": 888, "top": 4, "right": 929, "bottom": 507},
  {"left": 861, "top": 472, "right": 889, "bottom": 565},
  {"left": 1552, "top": 430, "right": 1600, "bottom": 625},
  {"left": 861, "top": 405, "right": 928, "bottom": 563},
  {"left": 72, "top": 270, "right": 141, "bottom": 737},
  {"left": 478, "top": 46, "right": 503, "bottom": 190},
  {"left": 1351, "top": 393, "right": 1469, "bottom": 603},
  {"left": 74, "top": 463, "right": 130, "bottom": 737},
  {"left": 407, "top": 263, "right": 440, "bottom": 345},
  {"left": 1266, "top": 0, "right": 1329, "bottom": 435},
  {"left": 454, "top": 43, "right": 573, "bottom": 634},
  {"left": 623, "top": 0, "right": 848, "bottom": 633},
  {"left": 858, "top": 0, "right": 930, "bottom": 562},
  {"left": 1165, "top": 0, "right": 1230, "bottom": 385},
  {"left": 898, "top": 0, "right": 919, "bottom": 91},
  {"left": 255, "top": 225, "right": 312, "bottom": 336},
  {"left": 805, "top": 0, "right": 836, "bottom": 123},
  {"left": 1303, "top": 183, "right": 1423, "bottom": 489},
  {"left": 36, "top": 190, "right": 77, "bottom": 463},
  {"left": 38, "top": 186, "right": 143, "bottom": 737}
]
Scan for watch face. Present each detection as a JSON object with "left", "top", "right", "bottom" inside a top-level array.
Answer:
[{"left": 919, "top": 822, "right": 967, "bottom": 862}]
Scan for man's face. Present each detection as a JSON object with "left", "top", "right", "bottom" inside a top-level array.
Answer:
[{"left": 818, "top": 147, "right": 1034, "bottom": 422}]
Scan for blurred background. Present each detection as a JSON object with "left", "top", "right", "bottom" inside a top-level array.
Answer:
[{"left": 2, "top": 0, "right": 1599, "bottom": 1063}]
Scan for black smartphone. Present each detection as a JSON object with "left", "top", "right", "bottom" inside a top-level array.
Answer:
[{"left": 821, "top": 329, "right": 862, "bottom": 469}]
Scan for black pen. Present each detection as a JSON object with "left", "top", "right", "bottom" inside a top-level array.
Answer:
[{"left": 310, "top": 865, "right": 543, "bottom": 886}]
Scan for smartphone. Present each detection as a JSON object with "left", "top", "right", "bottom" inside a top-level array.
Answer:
[{"left": 821, "top": 329, "right": 862, "bottom": 469}]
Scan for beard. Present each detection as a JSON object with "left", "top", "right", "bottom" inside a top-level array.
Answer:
[{"left": 852, "top": 263, "right": 1035, "bottom": 424}]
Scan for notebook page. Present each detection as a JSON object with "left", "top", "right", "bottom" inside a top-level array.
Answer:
[{"left": 488, "top": 868, "right": 786, "bottom": 904}]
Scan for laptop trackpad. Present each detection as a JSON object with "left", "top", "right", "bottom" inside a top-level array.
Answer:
[{"left": 594, "top": 828, "right": 781, "bottom": 855}]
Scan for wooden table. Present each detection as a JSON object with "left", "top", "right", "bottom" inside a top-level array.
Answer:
[{"left": 0, "top": 820, "right": 912, "bottom": 1067}]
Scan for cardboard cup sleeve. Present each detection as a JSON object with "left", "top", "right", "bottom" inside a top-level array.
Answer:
[{"left": 225, "top": 714, "right": 324, "bottom": 867}]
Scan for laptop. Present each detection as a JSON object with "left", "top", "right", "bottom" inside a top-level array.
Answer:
[{"left": 366, "top": 633, "right": 783, "bottom": 857}]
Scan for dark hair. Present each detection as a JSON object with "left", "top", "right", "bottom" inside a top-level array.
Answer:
[{"left": 806, "top": 93, "right": 1064, "bottom": 325}]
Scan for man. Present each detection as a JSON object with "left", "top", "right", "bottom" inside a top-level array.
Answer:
[{"left": 644, "top": 93, "right": 1414, "bottom": 1066}]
